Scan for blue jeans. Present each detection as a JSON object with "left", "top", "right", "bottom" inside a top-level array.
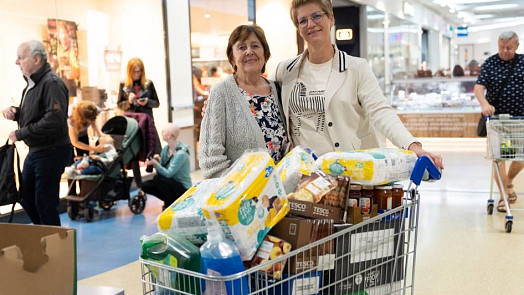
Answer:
[{"left": 21, "top": 144, "right": 72, "bottom": 225}]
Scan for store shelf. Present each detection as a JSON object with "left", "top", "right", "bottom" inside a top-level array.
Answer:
[{"left": 390, "top": 77, "right": 481, "bottom": 137}]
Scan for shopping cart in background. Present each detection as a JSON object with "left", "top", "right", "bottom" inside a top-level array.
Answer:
[
  {"left": 486, "top": 116, "right": 524, "bottom": 233},
  {"left": 140, "top": 156, "right": 440, "bottom": 295}
]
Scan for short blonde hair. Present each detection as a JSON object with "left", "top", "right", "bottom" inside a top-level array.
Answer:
[{"left": 290, "top": 0, "right": 334, "bottom": 28}]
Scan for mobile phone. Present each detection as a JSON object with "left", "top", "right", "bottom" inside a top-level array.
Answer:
[{"left": 139, "top": 97, "right": 146, "bottom": 101}]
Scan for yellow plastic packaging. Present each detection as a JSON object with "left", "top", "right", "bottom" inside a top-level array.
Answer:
[
  {"left": 202, "top": 151, "right": 290, "bottom": 261},
  {"left": 157, "top": 178, "right": 221, "bottom": 244},
  {"left": 314, "top": 148, "right": 417, "bottom": 185}
]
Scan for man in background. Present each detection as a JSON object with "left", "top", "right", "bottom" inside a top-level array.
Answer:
[
  {"left": 2, "top": 40, "right": 72, "bottom": 225},
  {"left": 474, "top": 31, "right": 524, "bottom": 212}
]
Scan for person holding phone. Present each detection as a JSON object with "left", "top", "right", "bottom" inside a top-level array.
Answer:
[
  {"left": 117, "top": 57, "right": 159, "bottom": 121},
  {"left": 118, "top": 57, "right": 162, "bottom": 154},
  {"left": 141, "top": 123, "right": 192, "bottom": 210}
]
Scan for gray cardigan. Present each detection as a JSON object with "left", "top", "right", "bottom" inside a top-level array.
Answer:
[{"left": 199, "top": 75, "right": 281, "bottom": 179}]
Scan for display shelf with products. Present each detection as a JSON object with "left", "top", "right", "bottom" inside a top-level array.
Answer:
[
  {"left": 390, "top": 77, "right": 482, "bottom": 137},
  {"left": 390, "top": 77, "right": 480, "bottom": 112}
]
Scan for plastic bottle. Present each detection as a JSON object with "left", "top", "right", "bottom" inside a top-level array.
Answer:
[
  {"left": 200, "top": 220, "right": 249, "bottom": 295},
  {"left": 140, "top": 232, "right": 201, "bottom": 295}
]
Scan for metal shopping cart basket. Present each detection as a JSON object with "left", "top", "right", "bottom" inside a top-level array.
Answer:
[
  {"left": 140, "top": 156, "right": 441, "bottom": 295},
  {"left": 486, "top": 116, "right": 524, "bottom": 233}
]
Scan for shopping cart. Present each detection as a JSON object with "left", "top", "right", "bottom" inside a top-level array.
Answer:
[
  {"left": 486, "top": 116, "right": 524, "bottom": 233},
  {"left": 140, "top": 156, "right": 440, "bottom": 295}
]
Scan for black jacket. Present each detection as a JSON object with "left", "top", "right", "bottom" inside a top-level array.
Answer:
[
  {"left": 117, "top": 79, "right": 159, "bottom": 120},
  {"left": 14, "top": 63, "right": 71, "bottom": 152}
]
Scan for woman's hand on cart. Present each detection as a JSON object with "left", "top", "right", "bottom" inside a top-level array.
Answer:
[{"left": 408, "top": 142, "right": 444, "bottom": 170}]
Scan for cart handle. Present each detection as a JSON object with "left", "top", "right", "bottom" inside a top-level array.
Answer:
[{"left": 410, "top": 155, "right": 441, "bottom": 185}]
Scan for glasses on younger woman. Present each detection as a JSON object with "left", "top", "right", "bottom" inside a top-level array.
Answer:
[{"left": 298, "top": 11, "right": 326, "bottom": 28}]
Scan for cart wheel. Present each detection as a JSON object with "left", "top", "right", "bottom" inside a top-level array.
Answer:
[
  {"left": 84, "top": 207, "right": 95, "bottom": 222},
  {"left": 487, "top": 204, "right": 494, "bottom": 215},
  {"left": 67, "top": 201, "right": 79, "bottom": 220},
  {"left": 99, "top": 200, "right": 114, "bottom": 211},
  {"left": 505, "top": 220, "right": 513, "bottom": 233},
  {"left": 129, "top": 194, "right": 146, "bottom": 214}
]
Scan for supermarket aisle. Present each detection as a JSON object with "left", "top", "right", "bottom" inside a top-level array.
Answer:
[{"left": 78, "top": 138, "right": 524, "bottom": 294}]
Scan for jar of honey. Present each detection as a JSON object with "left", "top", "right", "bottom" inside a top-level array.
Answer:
[
  {"left": 374, "top": 185, "right": 393, "bottom": 211},
  {"left": 392, "top": 184, "right": 404, "bottom": 208}
]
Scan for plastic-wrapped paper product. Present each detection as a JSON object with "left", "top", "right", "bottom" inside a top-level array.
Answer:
[
  {"left": 314, "top": 148, "right": 417, "bottom": 185},
  {"left": 275, "top": 146, "right": 315, "bottom": 194},
  {"left": 157, "top": 178, "right": 222, "bottom": 244},
  {"left": 202, "top": 151, "right": 290, "bottom": 261}
]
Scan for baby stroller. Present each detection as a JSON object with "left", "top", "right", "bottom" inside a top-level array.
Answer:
[{"left": 65, "top": 116, "right": 147, "bottom": 221}]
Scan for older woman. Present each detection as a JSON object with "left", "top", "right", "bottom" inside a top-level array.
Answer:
[
  {"left": 272, "top": 0, "right": 443, "bottom": 169},
  {"left": 199, "top": 24, "right": 289, "bottom": 179}
]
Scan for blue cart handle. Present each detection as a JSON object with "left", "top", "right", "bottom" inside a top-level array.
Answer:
[{"left": 410, "top": 155, "right": 442, "bottom": 186}]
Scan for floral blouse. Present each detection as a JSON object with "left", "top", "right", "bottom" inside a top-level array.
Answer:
[{"left": 240, "top": 89, "right": 289, "bottom": 163}]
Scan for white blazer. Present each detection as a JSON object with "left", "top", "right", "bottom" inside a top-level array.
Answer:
[{"left": 272, "top": 47, "right": 417, "bottom": 152}]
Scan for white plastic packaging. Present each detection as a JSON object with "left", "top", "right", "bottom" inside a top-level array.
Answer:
[{"left": 314, "top": 148, "right": 417, "bottom": 185}]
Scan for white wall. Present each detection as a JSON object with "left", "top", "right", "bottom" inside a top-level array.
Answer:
[
  {"left": 256, "top": 0, "right": 299, "bottom": 76},
  {"left": 0, "top": 0, "right": 168, "bottom": 152}
]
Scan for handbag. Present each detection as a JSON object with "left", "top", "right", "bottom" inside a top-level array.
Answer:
[
  {"left": 476, "top": 115, "right": 487, "bottom": 137},
  {"left": 477, "top": 57, "right": 518, "bottom": 137},
  {"left": 0, "top": 139, "right": 21, "bottom": 222}
]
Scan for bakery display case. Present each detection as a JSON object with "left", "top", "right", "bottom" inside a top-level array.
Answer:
[{"left": 390, "top": 77, "right": 481, "bottom": 137}]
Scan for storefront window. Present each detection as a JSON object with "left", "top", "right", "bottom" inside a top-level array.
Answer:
[
  {"left": 365, "top": 6, "right": 386, "bottom": 91},
  {"left": 189, "top": 0, "right": 250, "bottom": 156},
  {"left": 388, "top": 16, "right": 421, "bottom": 80}
]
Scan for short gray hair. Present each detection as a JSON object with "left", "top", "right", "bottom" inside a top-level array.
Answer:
[
  {"left": 499, "top": 31, "right": 519, "bottom": 44},
  {"left": 26, "top": 40, "right": 47, "bottom": 63}
]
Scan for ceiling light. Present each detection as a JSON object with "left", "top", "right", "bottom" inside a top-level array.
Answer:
[
  {"left": 473, "top": 4, "right": 519, "bottom": 11},
  {"left": 367, "top": 14, "right": 385, "bottom": 20},
  {"left": 475, "top": 14, "right": 495, "bottom": 19},
  {"left": 204, "top": 13, "right": 211, "bottom": 18}
]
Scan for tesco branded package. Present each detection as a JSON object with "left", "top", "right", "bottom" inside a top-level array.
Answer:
[
  {"left": 202, "top": 151, "right": 290, "bottom": 261},
  {"left": 157, "top": 178, "right": 222, "bottom": 244},
  {"left": 275, "top": 146, "right": 315, "bottom": 194},
  {"left": 314, "top": 148, "right": 417, "bottom": 185}
]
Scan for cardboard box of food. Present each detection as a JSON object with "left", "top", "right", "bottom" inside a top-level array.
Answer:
[
  {"left": 269, "top": 217, "right": 334, "bottom": 274},
  {"left": 81, "top": 87, "right": 100, "bottom": 104},
  {"left": 346, "top": 204, "right": 379, "bottom": 225},
  {"left": 288, "top": 199, "right": 345, "bottom": 223},
  {"left": 323, "top": 222, "right": 404, "bottom": 294},
  {"left": 0, "top": 223, "right": 77, "bottom": 295}
]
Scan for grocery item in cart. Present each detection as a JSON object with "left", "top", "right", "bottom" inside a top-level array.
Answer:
[
  {"left": 250, "top": 235, "right": 291, "bottom": 280},
  {"left": 200, "top": 220, "right": 249, "bottom": 295},
  {"left": 140, "top": 232, "right": 201, "bottom": 294},
  {"left": 288, "top": 170, "right": 336, "bottom": 203},
  {"left": 275, "top": 145, "right": 315, "bottom": 194},
  {"left": 157, "top": 178, "right": 221, "bottom": 244},
  {"left": 202, "top": 151, "right": 289, "bottom": 261},
  {"left": 315, "top": 148, "right": 417, "bottom": 185}
]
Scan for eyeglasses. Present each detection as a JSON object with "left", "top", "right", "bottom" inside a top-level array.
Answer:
[{"left": 297, "top": 11, "right": 326, "bottom": 28}]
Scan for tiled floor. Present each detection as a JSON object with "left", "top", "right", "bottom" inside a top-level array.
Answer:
[{"left": 72, "top": 138, "right": 524, "bottom": 294}]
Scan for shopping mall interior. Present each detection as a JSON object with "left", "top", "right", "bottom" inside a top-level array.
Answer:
[{"left": 1, "top": 0, "right": 524, "bottom": 294}]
